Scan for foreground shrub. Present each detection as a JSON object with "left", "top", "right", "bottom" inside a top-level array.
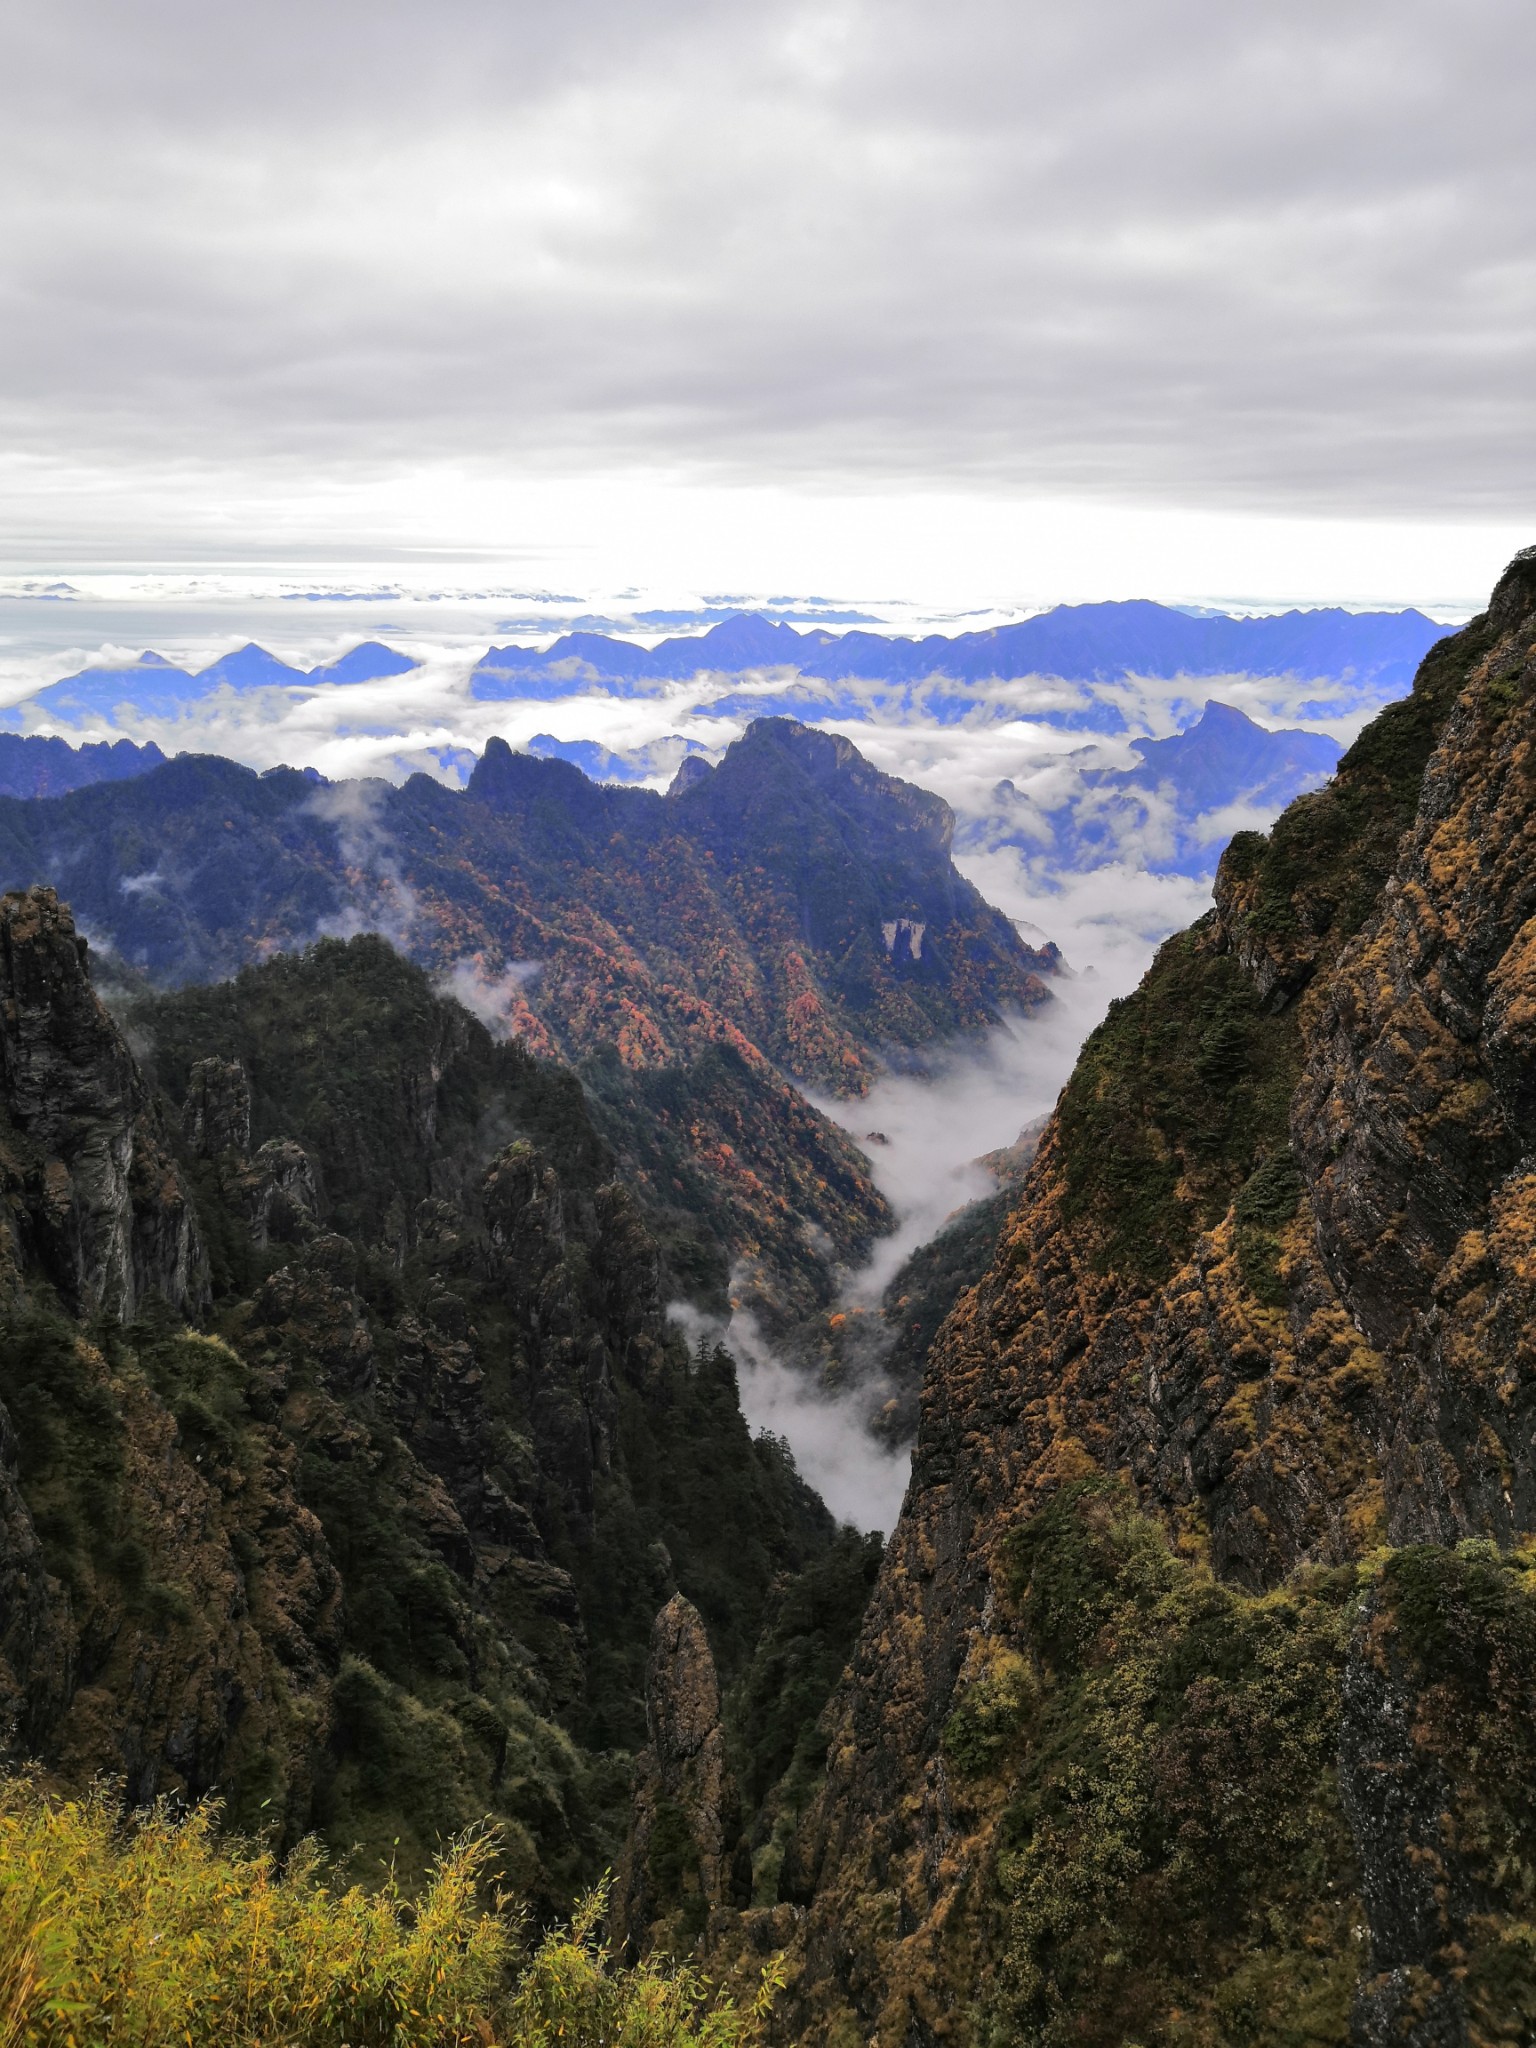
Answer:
[{"left": 0, "top": 1777, "right": 771, "bottom": 2048}]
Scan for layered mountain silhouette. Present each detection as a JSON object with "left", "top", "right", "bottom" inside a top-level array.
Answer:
[
  {"left": 3, "top": 558, "right": 1536, "bottom": 2042},
  {"left": 526, "top": 730, "right": 710, "bottom": 784},
  {"left": 471, "top": 600, "right": 1449, "bottom": 707},
  {"left": 7, "top": 605, "right": 1448, "bottom": 736},
  {"left": 0, "top": 717, "right": 1053, "bottom": 1332},
  {"left": 0, "top": 732, "right": 166, "bottom": 800},
  {"left": 1107, "top": 696, "right": 1341, "bottom": 810},
  {"left": 26, "top": 639, "right": 418, "bottom": 721},
  {"left": 976, "top": 698, "right": 1345, "bottom": 877}
]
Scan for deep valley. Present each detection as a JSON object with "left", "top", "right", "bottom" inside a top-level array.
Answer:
[{"left": 5, "top": 556, "right": 1536, "bottom": 2044}]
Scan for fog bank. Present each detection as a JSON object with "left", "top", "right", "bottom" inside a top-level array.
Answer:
[{"left": 669, "top": 1300, "right": 912, "bottom": 1535}]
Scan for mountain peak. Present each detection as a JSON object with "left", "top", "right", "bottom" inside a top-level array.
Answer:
[
  {"left": 1491, "top": 542, "right": 1536, "bottom": 628},
  {"left": 307, "top": 641, "right": 419, "bottom": 685},
  {"left": 691, "top": 613, "right": 803, "bottom": 661},
  {"left": 666, "top": 753, "right": 714, "bottom": 796},
  {"left": 194, "top": 643, "right": 306, "bottom": 688},
  {"left": 1193, "top": 697, "right": 1262, "bottom": 729}
]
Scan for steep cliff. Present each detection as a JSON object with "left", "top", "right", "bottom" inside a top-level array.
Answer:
[
  {"left": 614, "top": 1593, "right": 744, "bottom": 1953},
  {"left": 0, "top": 888, "right": 204, "bottom": 1323},
  {"left": 0, "top": 903, "right": 849, "bottom": 1903},
  {"left": 783, "top": 550, "right": 1536, "bottom": 2045}
]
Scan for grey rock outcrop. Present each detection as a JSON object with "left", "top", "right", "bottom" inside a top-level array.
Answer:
[
  {"left": 614, "top": 1593, "right": 742, "bottom": 1955},
  {"left": 1341, "top": 1595, "right": 1470, "bottom": 2048},
  {"left": 181, "top": 1056, "right": 251, "bottom": 1158},
  {"left": 0, "top": 887, "right": 206, "bottom": 1320},
  {"left": 182, "top": 1058, "right": 320, "bottom": 1248},
  {"left": 244, "top": 1137, "right": 320, "bottom": 1247}
]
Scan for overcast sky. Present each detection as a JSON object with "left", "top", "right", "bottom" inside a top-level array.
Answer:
[{"left": 3, "top": 0, "right": 1533, "bottom": 602}]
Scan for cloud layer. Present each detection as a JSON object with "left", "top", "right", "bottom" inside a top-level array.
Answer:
[{"left": 2, "top": 0, "right": 1533, "bottom": 561}]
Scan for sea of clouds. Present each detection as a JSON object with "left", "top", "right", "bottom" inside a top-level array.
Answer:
[
  {"left": 0, "top": 577, "right": 1440, "bottom": 1532},
  {"left": 0, "top": 577, "right": 1408, "bottom": 985}
]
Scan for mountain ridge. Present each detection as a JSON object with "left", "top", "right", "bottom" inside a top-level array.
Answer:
[
  {"left": 0, "top": 733, "right": 167, "bottom": 801},
  {"left": 5, "top": 605, "right": 1448, "bottom": 735},
  {"left": 0, "top": 899, "right": 870, "bottom": 1904},
  {"left": 0, "top": 718, "right": 1052, "bottom": 1337},
  {"left": 472, "top": 601, "right": 1450, "bottom": 698},
  {"left": 736, "top": 551, "right": 1536, "bottom": 2043},
  {"left": 975, "top": 698, "right": 1346, "bottom": 880},
  {"left": 27, "top": 640, "right": 419, "bottom": 722}
]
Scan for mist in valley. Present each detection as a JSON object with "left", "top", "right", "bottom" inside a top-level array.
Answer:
[{"left": 701, "top": 965, "right": 1135, "bottom": 1535}]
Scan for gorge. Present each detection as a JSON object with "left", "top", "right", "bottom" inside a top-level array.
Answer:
[{"left": 3, "top": 554, "right": 1536, "bottom": 2043}]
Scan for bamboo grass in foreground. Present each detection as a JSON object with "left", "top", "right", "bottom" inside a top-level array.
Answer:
[{"left": 0, "top": 1776, "right": 775, "bottom": 2048}]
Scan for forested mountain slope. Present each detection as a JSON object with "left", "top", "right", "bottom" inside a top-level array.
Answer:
[
  {"left": 772, "top": 552, "right": 1536, "bottom": 2046},
  {"left": 0, "top": 718, "right": 1053, "bottom": 1334},
  {"left": 0, "top": 717, "right": 1049, "bottom": 1088},
  {"left": 0, "top": 903, "right": 868, "bottom": 1904},
  {"left": 0, "top": 732, "right": 165, "bottom": 800}
]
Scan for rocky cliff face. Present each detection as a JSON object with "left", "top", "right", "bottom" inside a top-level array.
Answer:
[
  {"left": 614, "top": 1593, "right": 743, "bottom": 1954},
  {"left": 780, "top": 550, "right": 1536, "bottom": 2045},
  {"left": 0, "top": 919, "right": 846, "bottom": 1900},
  {"left": 0, "top": 888, "right": 205, "bottom": 1321}
]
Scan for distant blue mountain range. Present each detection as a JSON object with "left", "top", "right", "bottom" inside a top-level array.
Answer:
[
  {"left": 9, "top": 606, "right": 1450, "bottom": 737},
  {"left": 526, "top": 732, "right": 710, "bottom": 784},
  {"left": 1106, "top": 699, "right": 1340, "bottom": 815},
  {"left": 974, "top": 700, "right": 1345, "bottom": 879},
  {"left": 26, "top": 640, "right": 418, "bottom": 721},
  {"left": 0, "top": 734, "right": 167, "bottom": 801},
  {"left": 470, "top": 601, "right": 1452, "bottom": 707}
]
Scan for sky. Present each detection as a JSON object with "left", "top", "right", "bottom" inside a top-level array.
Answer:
[
  {"left": 3, "top": 0, "right": 1534, "bottom": 609},
  {"left": 9, "top": 2, "right": 1530, "bottom": 1519}
]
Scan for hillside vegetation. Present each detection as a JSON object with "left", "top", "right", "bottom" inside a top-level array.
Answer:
[
  {"left": 0, "top": 717, "right": 1053, "bottom": 1343},
  {"left": 0, "top": 1774, "right": 776, "bottom": 2048},
  {"left": 0, "top": 905, "right": 873, "bottom": 1917},
  {"left": 774, "top": 549, "right": 1536, "bottom": 2045}
]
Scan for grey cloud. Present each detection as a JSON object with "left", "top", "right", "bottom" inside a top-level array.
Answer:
[{"left": 0, "top": 0, "right": 1532, "bottom": 535}]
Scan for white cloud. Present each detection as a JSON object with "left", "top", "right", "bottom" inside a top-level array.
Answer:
[
  {"left": 435, "top": 956, "right": 542, "bottom": 1039},
  {"left": 954, "top": 847, "right": 1215, "bottom": 995},
  {"left": 809, "top": 996, "right": 1102, "bottom": 1306},
  {"left": 668, "top": 987, "right": 1144, "bottom": 1535},
  {"left": 669, "top": 1300, "right": 911, "bottom": 1535},
  {"left": 306, "top": 779, "right": 421, "bottom": 947}
]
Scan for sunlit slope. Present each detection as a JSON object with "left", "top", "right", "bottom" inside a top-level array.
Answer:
[{"left": 781, "top": 551, "right": 1536, "bottom": 2045}]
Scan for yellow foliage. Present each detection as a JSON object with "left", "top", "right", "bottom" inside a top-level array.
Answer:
[{"left": 0, "top": 1776, "right": 775, "bottom": 2048}]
